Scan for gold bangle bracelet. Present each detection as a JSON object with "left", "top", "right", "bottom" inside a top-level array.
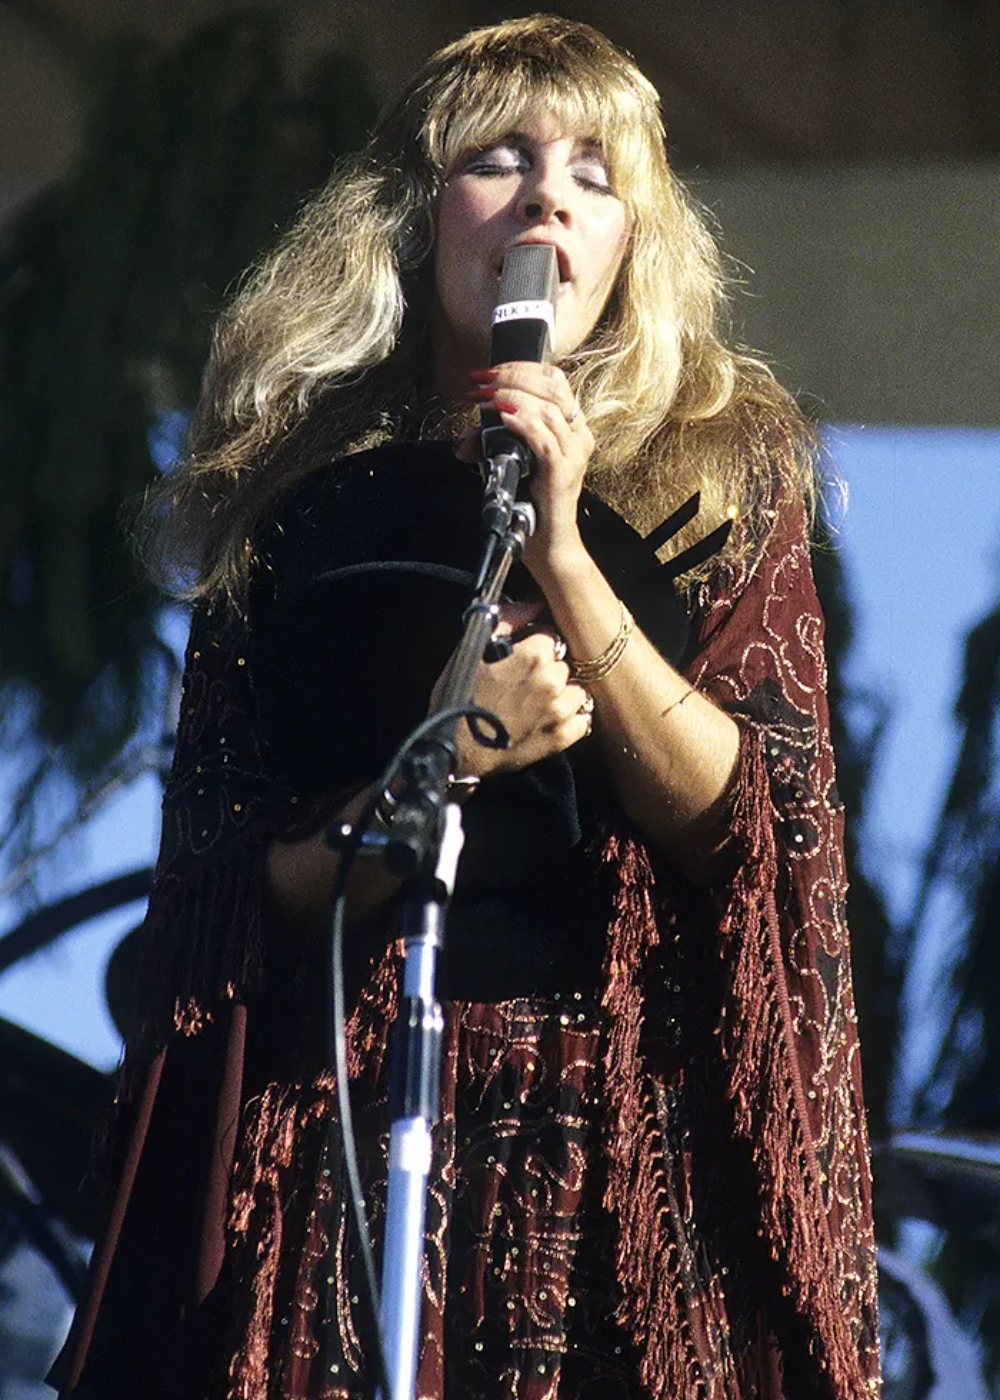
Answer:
[{"left": 568, "top": 602, "right": 634, "bottom": 683}]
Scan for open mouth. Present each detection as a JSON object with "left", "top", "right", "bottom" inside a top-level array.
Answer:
[{"left": 495, "top": 244, "right": 571, "bottom": 286}]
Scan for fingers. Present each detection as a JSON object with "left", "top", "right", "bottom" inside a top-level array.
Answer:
[
  {"left": 500, "top": 697, "right": 592, "bottom": 769},
  {"left": 475, "top": 361, "right": 576, "bottom": 412},
  {"left": 492, "top": 599, "right": 544, "bottom": 638},
  {"left": 459, "top": 630, "right": 594, "bottom": 777},
  {"left": 458, "top": 366, "right": 582, "bottom": 487},
  {"left": 539, "top": 687, "right": 594, "bottom": 757},
  {"left": 468, "top": 362, "right": 584, "bottom": 436},
  {"left": 465, "top": 365, "right": 592, "bottom": 578},
  {"left": 484, "top": 616, "right": 567, "bottom": 666},
  {"left": 512, "top": 627, "right": 569, "bottom": 668},
  {"left": 541, "top": 679, "right": 591, "bottom": 729},
  {"left": 547, "top": 708, "right": 594, "bottom": 752}
]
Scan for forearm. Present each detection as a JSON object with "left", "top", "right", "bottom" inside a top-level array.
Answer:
[
  {"left": 535, "top": 546, "right": 741, "bottom": 880},
  {"left": 266, "top": 786, "right": 401, "bottom": 939}
]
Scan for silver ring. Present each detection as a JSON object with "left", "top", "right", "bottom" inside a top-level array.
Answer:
[
  {"left": 553, "top": 636, "right": 568, "bottom": 662},
  {"left": 578, "top": 692, "right": 595, "bottom": 716},
  {"left": 582, "top": 711, "right": 594, "bottom": 737}
]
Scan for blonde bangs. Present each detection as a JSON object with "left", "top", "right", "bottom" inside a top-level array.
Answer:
[{"left": 419, "top": 23, "right": 664, "bottom": 213}]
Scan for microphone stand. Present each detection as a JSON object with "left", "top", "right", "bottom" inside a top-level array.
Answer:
[{"left": 348, "top": 453, "right": 533, "bottom": 1400}]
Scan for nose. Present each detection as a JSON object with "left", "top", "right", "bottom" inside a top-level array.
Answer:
[
  {"left": 522, "top": 197, "right": 567, "bottom": 224},
  {"left": 518, "top": 160, "right": 571, "bottom": 225}
]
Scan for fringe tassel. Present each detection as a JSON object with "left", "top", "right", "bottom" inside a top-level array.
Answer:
[
  {"left": 598, "top": 833, "right": 707, "bottom": 1400},
  {"left": 600, "top": 731, "right": 875, "bottom": 1400},
  {"left": 226, "top": 938, "right": 398, "bottom": 1398},
  {"left": 717, "top": 730, "right": 871, "bottom": 1400},
  {"left": 228, "top": 1082, "right": 301, "bottom": 1400},
  {"left": 122, "top": 834, "right": 271, "bottom": 1090},
  {"left": 346, "top": 938, "right": 399, "bottom": 1084}
]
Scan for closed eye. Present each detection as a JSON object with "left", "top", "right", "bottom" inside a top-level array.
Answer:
[
  {"left": 458, "top": 139, "right": 618, "bottom": 196},
  {"left": 571, "top": 151, "right": 616, "bottom": 196},
  {"left": 574, "top": 170, "right": 615, "bottom": 196},
  {"left": 463, "top": 144, "right": 527, "bottom": 177}
]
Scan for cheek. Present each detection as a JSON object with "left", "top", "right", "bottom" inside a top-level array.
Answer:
[
  {"left": 434, "top": 191, "right": 461, "bottom": 265},
  {"left": 589, "top": 217, "right": 629, "bottom": 309},
  {"left": 436, "top": 181, "right": 497, "bottom": 254},
  {"left": 434, "top": 196, "right": 469, "bottom": 308},
  {"left": 435, "top": 189, "right": 488, "bottom": 299},
  {"left": 602, "top": 212, "right": 630, "bottom": 280}
]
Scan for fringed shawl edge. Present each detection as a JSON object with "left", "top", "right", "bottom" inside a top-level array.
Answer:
[{"left": 599, "top": 725, "right": 878, "bottom": 1400}]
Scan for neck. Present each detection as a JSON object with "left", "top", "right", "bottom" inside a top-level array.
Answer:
[{"left": 430, "top": 307, "right": 487, "bottom": 409}]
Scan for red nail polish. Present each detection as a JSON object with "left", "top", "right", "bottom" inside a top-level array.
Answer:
[
  {"left": 467, "top": 387, "right": 496, "bottom": 401},
  {"left": 468, "top": 368, "right": 499, "bottom": 382},
  {"left": 494, "top": 399, "right": 518, "bottom": 414}
]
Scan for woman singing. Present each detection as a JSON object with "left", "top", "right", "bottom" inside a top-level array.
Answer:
[{"left": 55, "top": 16, "right": 880, "bottom": 1400}]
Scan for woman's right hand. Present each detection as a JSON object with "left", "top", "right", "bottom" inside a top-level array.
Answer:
[
  {"left": 268, "top": 603, "right": 591, "bottom": 936},
  {"left": 436, "top": 601, "right": 593, "bottom": 780}
]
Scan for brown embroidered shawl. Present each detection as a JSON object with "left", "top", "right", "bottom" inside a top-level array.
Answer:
[{"left": 57, "top": 450, "right": 880, "bottom": 1400}]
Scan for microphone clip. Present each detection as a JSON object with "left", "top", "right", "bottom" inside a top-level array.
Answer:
[
  {"left": 477, "top": 448, "right": 535, "bottom": 592},
  {"left": 480, "top": 447, "right": 534, "bottom": 538}
]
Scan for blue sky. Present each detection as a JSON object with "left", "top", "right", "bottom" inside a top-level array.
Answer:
[
  {"left": 827, "top": 425, "right": 1000, "bottom": 1115},
  {"left": 829, "top": 426, "right": 1000, "bottom": 918},
  {"left": 0, "top": 424, "right": 998, "bottom": 1077}
]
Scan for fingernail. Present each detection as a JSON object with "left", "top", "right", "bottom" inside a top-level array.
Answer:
[
  {"left": 494, "top": 399, "right": 518, "bottom": 414},
  {"left": 468, "top": 368, "right": 499, "bottom": 382},
  {"left": 467, "top": 387, "right": 497, "bottom": 401}
]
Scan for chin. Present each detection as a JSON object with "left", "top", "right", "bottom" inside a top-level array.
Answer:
[{"left": 553, "top": 328, "right": 586, "bottom": 360}]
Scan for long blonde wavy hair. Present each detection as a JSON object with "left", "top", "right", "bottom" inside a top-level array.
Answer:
[{"left": 143, "top": 14, "right": 814, "bottom": 602}]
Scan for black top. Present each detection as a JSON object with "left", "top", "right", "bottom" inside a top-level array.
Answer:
[{"left": 250, "top": 441, "right": 692, "bottom": 999}]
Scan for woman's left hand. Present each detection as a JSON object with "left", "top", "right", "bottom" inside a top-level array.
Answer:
[
  {"left": 456, "top": 359, "right": 742, "bottom": 885},
  {"left": 459, "top": 361, "right": 592, "bottom": 582}
]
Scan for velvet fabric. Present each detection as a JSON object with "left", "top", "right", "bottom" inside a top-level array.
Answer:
[{"left": 53, "top": 442, "right": 880, "bottom": 1400}]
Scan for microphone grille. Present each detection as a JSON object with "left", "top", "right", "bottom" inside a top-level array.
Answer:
[{"left": 497, "top": 244, "right": 559, "bottom": 305}]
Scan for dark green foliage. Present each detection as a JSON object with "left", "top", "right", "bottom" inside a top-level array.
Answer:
[
  {"left": 0, "top": 10, "right": 379, "bottom": 1313},
  {"left": 0, "top": 1018, "right": 112, "bottom": 1244},
  {"left": 0, "top": 13, "right": 378, "bottom": 863}
]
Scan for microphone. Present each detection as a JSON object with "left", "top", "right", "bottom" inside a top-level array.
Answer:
[
  {"left": 480, "top": 243, "right": 558, "bottom": 475},
  {"left": 480, "top": 244, "right": 558, "bottom": 539}
]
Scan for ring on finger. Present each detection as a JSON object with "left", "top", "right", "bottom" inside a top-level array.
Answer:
[
  {"left": 553, "top": 635, "right": 568, "bottom": 662},
  {"left": 578, "top": 691, "right": 595, "bottom": 716}
]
